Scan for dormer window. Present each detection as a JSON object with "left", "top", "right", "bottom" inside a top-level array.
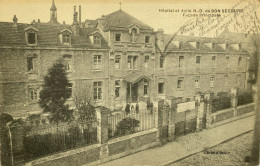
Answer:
[
  {"left": 115, "top": 33, "right": 121, "bottom": 42},
  {"left": 239, "top": 43, "right": 242, "bottom": 50},
  {"left": 212, "top": 43, "right": 216, "bottom": 49},
  {"left": 28, "top": 33, "right": 36, "bottom": 44},
  {"left": 24, "top": 26, "right": 38, "bottom": 45},
  {"left": 145, "top": 36, "right": 150, "bottom": 43},
  {"left": 62, "top": 34, "right": 70, "bottom": 45},
  {"left": 94, "top": 35, "right": 101, "bottom": 46},
  {"left": 226, "top": 43, "right": 230, "bottom": 50},
  {"left": 59, "top": 29, "right": 72, "bottom": 46},
  {"left": 196, "top": 42, "right": 200, "bottom": 49},
  {"left": 179, "top": 41, "right": 183, "bottom": 49}
]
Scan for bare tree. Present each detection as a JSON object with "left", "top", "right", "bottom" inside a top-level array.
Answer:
[{"left": 73, "top": 83, "right": 96, "bottom": 121}]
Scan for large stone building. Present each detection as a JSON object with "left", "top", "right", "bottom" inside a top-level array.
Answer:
[{"left": 0, "top": 1, "right": 251, "bottom": 117}]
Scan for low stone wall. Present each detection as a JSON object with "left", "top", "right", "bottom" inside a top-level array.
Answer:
[
  {"left": 25, "top": 129, "right": 158, "bottom": 166},
  {"left": 211, "top": 108, "right": 234, "bottom": 124},
  {"left": 210, "top": 103, "right": 255, "bottom": 127},
  {"left": 108, "top": 129, "right": 157, "bottom": 156},
  {"left": 237, "top": 103, "right": 255, "bottom": 116},
  {"left": 25, "top": 144, "right": 100, "bottom": 166}
]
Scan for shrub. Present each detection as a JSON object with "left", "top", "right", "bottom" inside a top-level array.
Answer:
[
  {"left": 238, "top": 91, "right": 253, "bottom": 106},
  {"left": 114, "top": 117, "right": 140, "bottom": 137}
]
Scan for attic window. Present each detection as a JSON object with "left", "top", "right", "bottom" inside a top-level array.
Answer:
[
  {"left": 115, "top": 33, "right": 121, "bottom": 42},
  {"left": 145, "top": 36, "right": 150, "bottom": 43},
  {"left": 62, "top": 34, "right": 70, "bottom": 45},
  {"left": 239, "top": 43, "right": 242, "bottom": 50},
  {"left": 212, "top": 43, "right": 216, "bottom": 49},
  {"left": 226, "top": 43, "right": 230, "bottom": 50},
  {"left": 28, "top": 33, "right": 36, "bottom": 44},
  {"left": 179, "top": 41, "right": 183, "bottom": 49},
  {"left": 196, "top": 42, "right": 200, "bottom": 49},
  {"left": 94, "top": 36, "right": 101, "bottom": 46}
]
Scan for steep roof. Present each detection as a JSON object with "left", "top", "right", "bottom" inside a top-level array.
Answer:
[
  {"left": 99, "top": 10, "right": 153, "bottom": 31},
  {"left": 157, "top": 34, "right": 248, "bottom": 53},
  {"left": 0, "top": 22, "right": 109, "bottom": 48}
]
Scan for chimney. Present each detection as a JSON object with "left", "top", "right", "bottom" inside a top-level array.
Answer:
[
  {"left": 79, "top": 5, "right": 81, "bottom": 26},
  {"left": 72, "top": 6, "right": 79, "bottom": 36},
  {"left": 157, "top": 28, "right": 164, "bottom": 36},
  {"left": 38, "top": 19, "right": 40, "bottom": 23},
  {"left": 63, "top": 21, "right": 66, "bottom": 25},
  {"left": 73, "top": 6, "right": 78, "bottom": 23},
  {"left": 31, "top": 19, "right": 36, "bottom": 25},
  {"left": 12, "top": 15, "right": 18, "bottom": 28}
]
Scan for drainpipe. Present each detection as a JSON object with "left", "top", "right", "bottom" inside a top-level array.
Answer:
[{"left": 7, "top": 123, "right": 14, "bottom": 166}]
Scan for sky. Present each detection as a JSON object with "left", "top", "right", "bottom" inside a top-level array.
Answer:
[{"left": 0, "top": 0, "right": 259, "bottom": 36}]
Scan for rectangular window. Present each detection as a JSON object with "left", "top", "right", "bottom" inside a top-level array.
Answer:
[
  {"left": 28, "top": 87, "right": 38, "bottom": 101},
  {"left": 210, "top": 76, "right": 215, "bottom": 87},
  {"left": 158, "top": 83, "right": 164, "bottom": 94},
  {"left": 224, "top": 75, "right": 228, "bottom": 86},
  {"left": 94, "top": 36, "right": 101, "bottom": 46},
  {"left": 145, "top": 36, "right": 150, "bottom": 43},
  {"left": 115, "top": 55, "right": 121, "bottom": 69},
  {"left": 211, "top": 56, "right": 216, "bottom": 68},
  {"left": 115, "top": 33, "right": 121, "bottom": 42},
  {"left": 195, "top": 76, "right": 200, "bottom": 88},
  {"left": 93, "top": 82, "right": 102, "bottom": 100},
  {"left": 238, "top": 57, "right": 242, "bottom": 67},
  {"left": 64, "top": 59, "right": 72, "bottom": 71},
  {"left": 127, "top": 56, "right": 132, "bottom": 69},
  {"left": 115, "top": 80, "right": 120, "bottom": 98},
  {"left": 144, "top": 79, "right": 148, "bottom": 95},
  {"left": 226, "top": 56, "right": 229, "bottom": 68},
  {"left": 27, "top": 57, "right": 34, "bottom": 71},
  {"left": 63, "top": 34, "right": 70, "bottom": 45},
  {"left": 179, "top": 56, "right": 184, "bottom": 68},
  {"left": 160, "top": 56, "right": 164, "bottom": 68},
  {"left": 144, "top": 55, "right": 149, "bottom": 68},
  {"left": 196, "top": 56, "right": 201, "bottom": 68},
  {"left": 28, "top": 32, "right": 36, "bottom": 44},
  {"left": 68, "top": 83, "right": 73, "bottom": 98},
  {"left": 236, "top": 74, "right": 241, "bottom": 85},
  {"left": 94, "top": 55, "right": 102, "bottom": 69},
  {"left": 133, "top": 56, "right": 138, "bottom": 69},
  {"left": 177, "top": 77, "right": 184, "bottom": 89}
]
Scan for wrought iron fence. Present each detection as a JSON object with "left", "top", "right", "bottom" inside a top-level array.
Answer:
[
  {"left": 212, "top": 96, "right": 231, "bottom": 113},
  {"left": 108, "top": 111, "right": 156, "bottom": 139},
  {"left": 23, "top": 120, "right": 97, "bottom": 161}
]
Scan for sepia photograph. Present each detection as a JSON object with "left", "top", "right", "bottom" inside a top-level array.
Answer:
[{"left": 0, "top": 0, "right": 259, "bottom": 165}]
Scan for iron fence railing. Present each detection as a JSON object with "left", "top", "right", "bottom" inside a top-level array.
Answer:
[
  {"left": 108, "top": 111, "right": 156, "bottom": 139},
  {"left": 22, "top": 120, "right": 97, "bottom": 161}
]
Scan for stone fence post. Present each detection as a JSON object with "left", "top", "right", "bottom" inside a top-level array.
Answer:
[
  {"left": 195, "top": 93, "right": 204, "bottom": 131},
  {"left": 204, "top": 92, "right": 213, "bottom": 129},
  {"left": 96, "top": 107, "right": 109, "bottom": 160},
  {"left": 155, "top": 100, "right": 163, "bottom": 145},
  {"left": 168, "top": 98, "right": 177, "bottom": 141},
  {"left": 230, "top": 88, "right": 238, "bottom": 117}
]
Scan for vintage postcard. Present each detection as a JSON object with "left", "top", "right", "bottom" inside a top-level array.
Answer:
[{"left": 0, "top": 0, "right": 259, "bottom": 166}]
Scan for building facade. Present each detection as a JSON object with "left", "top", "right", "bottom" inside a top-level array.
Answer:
[{"left": 0, "top": 1, "right": 251, "bottom": 117}]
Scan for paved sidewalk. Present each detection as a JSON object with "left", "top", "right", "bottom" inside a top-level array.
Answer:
[{"left": 97, "top": 115, "right": 255, "bottom": 166}]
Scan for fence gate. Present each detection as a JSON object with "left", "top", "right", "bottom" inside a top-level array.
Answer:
[{"left": 175, "top": 109, "right": 197, "bottom": 137}]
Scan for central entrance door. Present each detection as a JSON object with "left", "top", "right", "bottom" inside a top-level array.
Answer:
[
  {"left": 132, "top": 83, "right": 138, "bottom": 102},
  {"left": 126, "top": 83, "right": 138, "bottom": 103}
]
